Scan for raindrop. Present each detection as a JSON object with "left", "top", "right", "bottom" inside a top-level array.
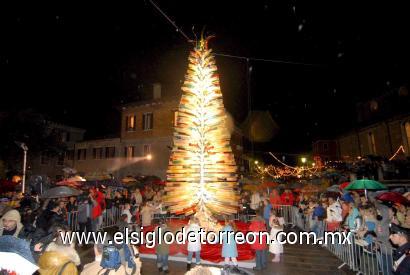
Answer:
[
  {"left": 298, "top": 24, "right": 303, "bottom": 32},
  {"left": 292, "top": 6, "right": 296, "bottom": 13},
  {"left": 337, "top": 52, "right": 344, "bottom": 58},
  {"left": 56, "top": 15, "right": 60, "bottom": 20}
]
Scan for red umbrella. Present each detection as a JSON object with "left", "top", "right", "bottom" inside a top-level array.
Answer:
[
  {"left": 376, "top": 192, "right": 410, "bottom": 206},
  {"left": 339, "top": 182, "right": 350, "bottom": 190}
]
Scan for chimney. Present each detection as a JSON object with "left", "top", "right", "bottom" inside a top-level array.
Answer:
[{"left": 153, "top": 83, "right": 161, "bottom": 100}]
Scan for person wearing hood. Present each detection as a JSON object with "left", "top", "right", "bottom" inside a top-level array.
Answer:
[
  {"left": 0, "top": 209, "right": 25, "bottom": 238},
  {"left": 186, "top": 216, "right": 202, "bottom": 271}
]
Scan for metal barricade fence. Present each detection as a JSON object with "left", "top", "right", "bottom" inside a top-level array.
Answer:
[
  {"left": 289, "top": 206, "right": 394, "bottom": 275},
  {"left": 102, "top": 207, "right": 122, "bottom": 229},
  {"left": 67, "top": 211, "right": 79, "bottom": 232}
]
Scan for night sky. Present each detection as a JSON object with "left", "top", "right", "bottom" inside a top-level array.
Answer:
[{"left": 1, "top": 1, "right": 409, "bottom": 153}]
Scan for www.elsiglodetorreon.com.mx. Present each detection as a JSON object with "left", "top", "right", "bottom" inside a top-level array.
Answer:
[{"left": 60, "top": 227, "right": 352, "bottom": 248}]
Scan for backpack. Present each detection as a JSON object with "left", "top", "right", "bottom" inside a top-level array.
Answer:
[
  {"left": 100, "top": 244, "right": 136, "bottom": 275},
  {"left": 100, "top": 245, "right": 122, "bottom": 271}
]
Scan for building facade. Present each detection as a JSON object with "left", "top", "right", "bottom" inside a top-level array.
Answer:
[
  {"left": 312, "top": 140, "right": 339, "bottom": 166},
  {"left": 72, "top": 83, "right": 246, "bottom": 180},
  {"left": 337, "top": 114, "right": 410, "bottom": 160},
  {"left": 29, "top": 123, "right": 85, "bottom": 180}
]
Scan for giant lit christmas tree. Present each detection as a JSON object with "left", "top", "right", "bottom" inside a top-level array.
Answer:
[{"left": 164, "top": 37, "right": 239, "bottom": 228}]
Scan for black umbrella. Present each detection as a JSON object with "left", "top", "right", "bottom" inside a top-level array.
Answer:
[{"left": 41, "top": 186, "right": 81, "bottom": 198}]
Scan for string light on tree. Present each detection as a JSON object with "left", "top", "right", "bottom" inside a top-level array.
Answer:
[{"left": 164, "top": 37, "right": 239, "bottom": 230}]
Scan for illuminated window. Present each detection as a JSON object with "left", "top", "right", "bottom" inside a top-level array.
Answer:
[
  {"left": 142, "top": 113, "right": 153, "bottom": 130},
  {"left": 126, "top": 115, "right": 136, "bottom": 131},
  {"left": 124, "top": 146, "right": 135, "bottom": 158},
  {"left": 368, "top": 132, "right": 376, "bottom": 155},
  {"left": 143, "top": 144, "right": 151, "bottom": 156},
  {"left": 323, "top": 143, "right": 328, "bottom": 152}
]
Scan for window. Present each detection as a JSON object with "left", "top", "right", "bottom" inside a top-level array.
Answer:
[
  {"left": 368, "top": 132, "right": 377, "bottom": 155},
  {"left": 323, "top": 143, "right": 329, "bottom": 152},
  {"left": 124, "top": 146, "right": 135, "bottom": 158},
  {"left": 56, "top": 175, "right": 63, "bottom": 181},
  {"left": 172, "top": 110, "right": 178, "bottom": 127},
  {"left": 57, "top": 153, "right": 64, "bottom": 165},
  {"left": 126, "top": 115, "right": 136, "bottom": 131},
  {"left": 41, "top": 152, "right": 49, "bottom": 165},
  {"left": 143, "top": 144, "right": 151, "bottom": 156},
  {"left": 93, "top": 148, "right": 104, "bottom": 159},
  {"left": 77, "top": 149, "right": 87, "bottom": 160},
  {"left": 66, "top": 132, "right": 70, "bottom": 142},
  {"left": 67, "top": 150, "right": 75, "bottom": 160},
  {"left": 105, "top": 147, "right": 116, "bottom": 159},
  {"left": 142, "top": 113, "right": 153, "bottom": 130}
]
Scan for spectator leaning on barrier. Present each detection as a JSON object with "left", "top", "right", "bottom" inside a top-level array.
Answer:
[
  {"left": 345, "top": 202, "right": 361, "bottom": 232},
  {"left": 311, "top": 201, "right": 326, "bottom": 240}
]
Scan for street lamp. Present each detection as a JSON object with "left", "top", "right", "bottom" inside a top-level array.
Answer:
[
  {"left": 15, "top": 142, "right": 28, "bottom": 194},
  {"left": 254, "top": 160, "right": 258, "bottom": 164},
  {"left": 146, "top": 154, "right": 152, "bottom": 160},
  {"left": 301, "top": 157, "right": 307, "bottom": 164}
]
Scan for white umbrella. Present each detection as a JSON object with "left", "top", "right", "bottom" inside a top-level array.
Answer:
[{"left": 0, "top": 251, "right": 38, "bottom": 275}]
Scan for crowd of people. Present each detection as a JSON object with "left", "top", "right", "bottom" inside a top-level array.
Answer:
[{"left": 1, "top": 172, "right": 410, "bottom": 274}]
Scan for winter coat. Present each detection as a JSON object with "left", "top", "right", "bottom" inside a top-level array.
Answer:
[
  {"left": 77, "top": 202, "right": 90, "bottom": 224},
  {"left": 0, "top": 210, "right": 24, "bottom": 238},
  {"left": 269, "top": 190, "right": 281, "bottom": 206},
  {"left": 45, "top": 242, "right": 81, "bottom": 266},
  {"left": 327, "top": 201, "right": 343, "bottom": 222},
  {"left": 250, "top": 193, "right": 261, "bottom": 210},
  {"left": 248, "top": 218, "right": 268, "bottom": 250},
  {"left": 186, "top": 223, "right": 202, "bottom": 252},
  {"left": 221, "top": 225, "right": 238, "bottom": 258},
  {"left": 280, "top": 192, "right": 294, "bottom": 206},
  {"left": 43, "top": 210, "right": 65, "bottom": 229}
]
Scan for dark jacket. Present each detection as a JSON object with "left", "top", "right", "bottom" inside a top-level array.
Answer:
[{"left": 393, "top": 242, "right": 410, "bottom": 275}]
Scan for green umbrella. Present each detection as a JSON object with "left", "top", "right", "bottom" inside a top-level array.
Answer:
[{"left": 345, "top": 179, "right": 387, "bottom": 198}]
